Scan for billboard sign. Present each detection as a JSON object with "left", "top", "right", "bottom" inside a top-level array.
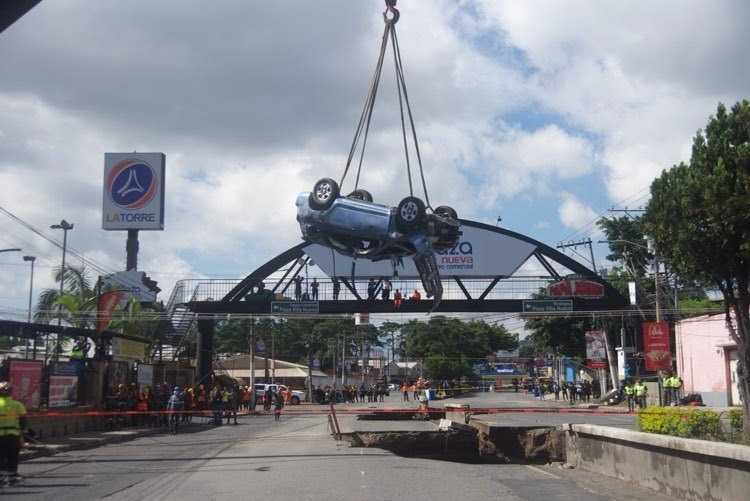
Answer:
[
  {"left": 584, "top": 330, "right": 607, "bottom": 361},
  {"left": 643, "top": 321, "right": 671, "bottom": 371},
  {"left": 102, "top": 152, "right": 165, "bottom": 230},
  {"left": 8, "top": 359, "right": 43, "bottom": 410},
  {"left": 304, "top": 224, "right": 536, "bottom": 279},
  {"left": 548, "top": 278, "right": 604, "bottom": 297},
  {"left": 101, "top": 271, "right": 157, "bottom": 303}
]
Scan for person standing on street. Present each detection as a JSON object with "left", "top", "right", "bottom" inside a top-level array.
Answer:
[
  {"left": 0, "top": 381, "right": 27, "bottom": 486},
  {"left": 167, "top": 386, "right": 184, "bottom": 435},
  {"left": 274, "top": 389, "right": 284, "bottom": 421},
  {"left": 669, "top": 372, "right": 682, "bottom": 406},
  {"left": 634, "top": 379, "right": 648, "bottom": 409},
  {"left": 401, "top": 382, "right": 409, "bottom": 401},
  {"left": 623, "top": 380, "right": 635, "bottom": 412},
  {"left": 661, "top": 371, "right": 672, "bottom": 407}
]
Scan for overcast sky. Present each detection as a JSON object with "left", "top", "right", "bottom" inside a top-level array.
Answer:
[{"left": 1, "top": 1, "right": 748, "bottom": 327}]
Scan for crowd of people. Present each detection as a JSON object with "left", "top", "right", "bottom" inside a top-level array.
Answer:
[
  {"left": 310, "top": 384, "right": 388, "bottom": 404},
  {"left": 524, "top": 378, "right": 602, "bottom": 403},
  {"left": 104, "top": 380, "right": 257, "bottom": 433},
  {"left": 288, "top": 274, "right": 423, "bottom": 306}
]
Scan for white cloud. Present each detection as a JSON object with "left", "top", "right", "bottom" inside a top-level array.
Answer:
[{"left": 0, "top": 0, "right": 747, "bottom": 318}]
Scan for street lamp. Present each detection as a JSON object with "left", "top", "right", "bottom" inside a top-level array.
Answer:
[
  {"left": 50, "top": 219, "right": 74, "bottom": 304},
  {"left": 23, "top": 256, "right": 35, "bottom": 359},
  {"left": 50, "top": 219, "right": 73, "bottom": 361}
]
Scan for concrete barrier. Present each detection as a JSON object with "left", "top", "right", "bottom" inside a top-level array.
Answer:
[
  {"left": 27, "top": 407, "right": 106, "bottom": 439},
  {"left": 444, "top": 403, "right": 470, "bottom": 424},
  {"left": 565, "top": 423, "right": 750, "bottom": 500}
]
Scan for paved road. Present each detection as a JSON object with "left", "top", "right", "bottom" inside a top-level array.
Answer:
[{"left": 4, "top": 392, "right": 678, "bottom": 500}]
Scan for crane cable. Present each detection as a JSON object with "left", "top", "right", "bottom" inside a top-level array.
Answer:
[{"left": 339, "top": 2, "right": 432, "bottom": 209}]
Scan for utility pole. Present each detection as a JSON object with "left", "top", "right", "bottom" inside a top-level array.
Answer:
[{"left": 556, "top": 238, "right": 596, "bottom": 273}]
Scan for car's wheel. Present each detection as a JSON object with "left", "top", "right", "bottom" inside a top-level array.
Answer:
[
  {"left": 291, "top": 395, "right": 301, "bottom": 405},
  {"left": 396, "top": 196, "right": 425, "bottom": 229},
  {"left": 347, "top": 189, "right": 373, "bottom": 202},
  {"left": 309, "top": 178, "right": 340, "bottom": 210},
  {"left": 434, "top": 205, "right": 458, "bottom": 220}
]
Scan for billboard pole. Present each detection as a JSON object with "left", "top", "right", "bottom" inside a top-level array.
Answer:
[{"left": 126, "top": 229, "right": 139, "bottom": 270}]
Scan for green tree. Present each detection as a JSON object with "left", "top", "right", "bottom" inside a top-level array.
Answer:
[
  {"left": 598, "top": 216, "right": 652, "bottom": 277},
  {"left": 643, "top": 100, "right": 750, "bottom": 440},
  {"left": 402, "top": 316, "right": 518, "bottom": 380}
]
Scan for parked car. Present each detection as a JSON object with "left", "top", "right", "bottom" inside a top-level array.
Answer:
[
  {"left": 254, "top": 384, "right": 305, "bottom": 405},
  {"left": 296, "top": 178, "right": 460, "bottom": 306}
]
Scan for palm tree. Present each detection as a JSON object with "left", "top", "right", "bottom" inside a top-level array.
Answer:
[{"left": 34, "top": 264, "right": 96, "bottom": 358}]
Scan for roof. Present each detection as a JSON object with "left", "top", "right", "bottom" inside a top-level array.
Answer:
[
  {"left": 217, "top": 355, "right": 327, "bottom": 378},
  {"left": 223, "top": 367, "right": 327, "bottom": 380}
]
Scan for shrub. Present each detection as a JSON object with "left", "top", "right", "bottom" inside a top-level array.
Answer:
[
  {"left": 728, "top": 408, "right": 744, "bottom": 434},
  {"left": 638, "top": 408, "right": 724, "bottom": 441}
]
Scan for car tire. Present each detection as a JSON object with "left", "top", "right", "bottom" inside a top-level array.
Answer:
[
  {"left": 347, "top": 189, "right": 373, "bottom": 202},
  {"left": 396, "top": 196, "right": 425, "bottom": 229},
  {"left": 309, "top": 178, "right": 340, "bottom": 210},
  {"left": 434, "top": 205, "right": 458, "bottom": 220},
  {"left": 291, "top": 396, "right": 301, "bottom": 405}
]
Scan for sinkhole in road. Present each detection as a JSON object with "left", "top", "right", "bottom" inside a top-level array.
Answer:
[{"left": 342, "top": 414, "right": 566, "bottom": 464}]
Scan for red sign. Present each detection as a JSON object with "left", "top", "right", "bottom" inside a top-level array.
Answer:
[
  {"left": 547, "top": 279, "right": 604, "bottom": 297},
  {"left": 8, "top": 359, "right": 43, "bottom": 409},
  {"left": 587, "top": 360, "right": 607, "bottom": 369},
  {"left": 98, "top": 291, "right": 124, "bottom": 333},
  {"left": 643, "top": 321, "right": 671, "bottom": 371}
]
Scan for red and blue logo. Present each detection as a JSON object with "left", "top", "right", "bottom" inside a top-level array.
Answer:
[{"left": 106, "top": 159, "right": 157, "bottom": 210}]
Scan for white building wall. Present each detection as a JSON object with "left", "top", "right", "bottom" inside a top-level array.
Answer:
[{"left": 675, "top": 314, "right": 737, "bottom": 407}]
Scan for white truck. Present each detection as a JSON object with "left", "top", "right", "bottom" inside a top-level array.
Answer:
[{"left": 254, "top": 384, "right": 305, "bottom": 405}]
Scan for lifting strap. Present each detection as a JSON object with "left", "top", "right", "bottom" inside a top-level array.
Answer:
[{"left": 339, "top": 1, "right": 432, "bottom": 209}]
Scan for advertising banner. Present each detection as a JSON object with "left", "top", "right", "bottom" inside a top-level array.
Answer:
[
  {"left": 49, "top": 362, "right": 78, "bottom": 408},
  {"left": 585, "top": 330, "right": 607, "bottom": 361},
  {"left": 8, "top": 359, "right": 43, "bottom": 409},
  {"left": 137, "top": 364, "right": 153, "bottom": 390},
  {"left": 304, "top": 223, "right": 536, "bottom": 279},
  {"left": 643, "top": 321, "right": 671, "bottom": 371},
  {"left": 112, "top": 337, "right": 145, "bottom": 359},
  {"left": 98, "top": 290, "right": 125, "bottom": 332}
]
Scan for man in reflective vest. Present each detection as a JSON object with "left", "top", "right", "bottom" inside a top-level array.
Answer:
[
  {"left": 669, "top": 373, "right": 682, "bottom": 406},
  {"left": 661, "top": 371, "right": 672, "bottom": 406},
  {"left": 0, "top": 381, "right": 27, "bottom": 486},
  {"left": 634, "top": 380, "right": 648, "bottom": 409},
  {"left": 623, "top": 380, "right": 635, "bottom": 412}
]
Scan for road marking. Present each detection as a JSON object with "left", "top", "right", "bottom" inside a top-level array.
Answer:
[{"left": 525, "top": 465, "right": 561, "bottom": 479}]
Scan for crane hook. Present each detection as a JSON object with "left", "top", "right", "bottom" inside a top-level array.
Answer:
[{"left": 384, "top": 0, "right": 400, "bottom": 24}]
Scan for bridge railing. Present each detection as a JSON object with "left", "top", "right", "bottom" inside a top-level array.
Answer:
[{"left": 170, "top": 276, "right": 555, "bottom": 304}]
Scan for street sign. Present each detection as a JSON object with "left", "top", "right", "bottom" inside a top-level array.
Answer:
[
  {"left": 271, "top": 301, "right": 319, "bottom": 314},
  {"left": 522, "top": 300, "right": 573, "bottom": 313}
]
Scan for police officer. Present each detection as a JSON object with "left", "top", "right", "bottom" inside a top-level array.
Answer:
[
  {"left": 634, "top": 379, "right": 648, "bottom": 409},
  {"left": 661, "top": 371, "right": 672, "bottom": 406},
  {"left": 0, "top": 381, "right": 27, "bottom": 486},
  {"left": 669, "top": 372, "right": 682, "bottom": 406},
  {"left": 623, "top": 380, "right": 635, "bottom": 412}
]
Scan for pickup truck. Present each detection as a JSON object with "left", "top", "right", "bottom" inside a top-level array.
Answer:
[{"left": 254, "top": 384, "right": 305, "bottom": 405}]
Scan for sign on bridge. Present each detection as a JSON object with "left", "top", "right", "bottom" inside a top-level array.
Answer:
[
  {"left": 522, "top": 300, "right": 573, "bottom": 313},
  {"left": 271, "top": 301, "right": 319, "bottom": 314}
]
